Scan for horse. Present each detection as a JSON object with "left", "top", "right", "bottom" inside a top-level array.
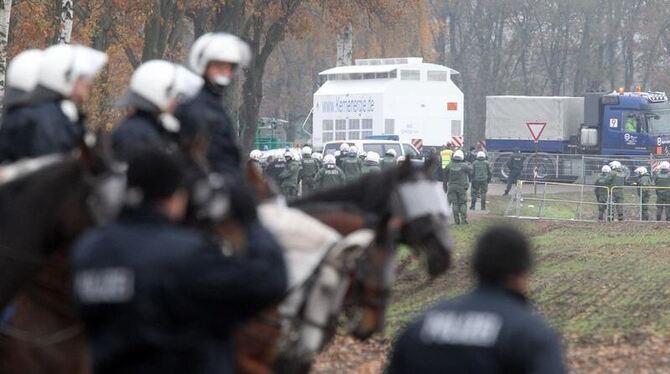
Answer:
[
  {"left": 237, "top": 158, "right": 453, "bottom": 374},
  {"left": 0, "top": 140, "right": 122, "bottom": 374}
]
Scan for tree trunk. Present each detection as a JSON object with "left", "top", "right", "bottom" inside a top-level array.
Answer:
[
  {"left": 336, "top": 23, "right": 353, "bottom": 66},
  {"left": 0, "top": 0, "right": 12, "bottom": 101},
  {"left": 57, "top": 0, "right": 73, "bottom": 44}
]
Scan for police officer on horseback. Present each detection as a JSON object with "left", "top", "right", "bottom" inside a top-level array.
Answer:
[
  {"left": 112, "top": 60, "right": 203, "bottom": 162},
  {"left": 72, "top": 149, "right": 287, "bottom": 374},
  {"left": 0, "top": 44, "right": 107, "bottom": 161},
  {"left": 176, "top": 33, "right": 251, "bottom": 177}
]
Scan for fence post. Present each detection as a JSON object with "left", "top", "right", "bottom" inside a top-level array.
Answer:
[
  {"left": 515, "top": 181, "right": 522, "bottom": 218},
  {"left": 578, "top": 183, "right": 584, "bottom": 220},
  {"left": 581, "top": 155, "right": 585, "bottom": 184}
]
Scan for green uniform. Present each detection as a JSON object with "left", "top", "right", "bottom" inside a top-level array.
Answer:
[
  {"left": 341, "top": 155, "right": 362, "bottom": 182},
  {"left": 299, "top": 156, "right": 320, "bottom": 195},
  {"left": 470, "top": 159, "right": 492, "bottom": 210},
  {"left": 361, "top": 161, "right": 382, "bottom": 175},
  {"left": 636, "top": 174, "right": 653, "bottom": 221},
  {"left": 653, "top": 170, "right": 670, "bottom": 221},
  {"left": 609, "top": 170, "right": 626, "bottom": 221},
  {"left": 279, "top": 159, "right": 301, "bottom": 197},
  {"left": 381, "top": 155, "right": 396, "bottom": 171},
  {"left": 594, "top": 172, "right": 612, "bottom": 221},
  {"left": 445, "top": 160, "right": 472, "bottom": 224},
  {"left": 314, "top": 164, "right": 346, "bottom": 190}
]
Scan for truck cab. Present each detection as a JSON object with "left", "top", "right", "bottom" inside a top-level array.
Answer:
[{"left": 580, "top": 91, "right": 670, "bottom": 155}]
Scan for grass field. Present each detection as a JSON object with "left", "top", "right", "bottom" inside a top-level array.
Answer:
[{"left": 317, "top": 194, "right": 670, "bottom": 372}]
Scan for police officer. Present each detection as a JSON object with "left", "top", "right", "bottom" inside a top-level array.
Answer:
[
  {"left": 503, "top": 148, "right": 525, "bottom": 196},
  {"left": 0, "top": 49, "right": 43, "bottom": 162},
  {"left": 361, "top": 151, "right": 382, "bottom": 175},
  {"left": 653, "top": 161, "right": 670, "bottom": 221},
  {"left": 71, "top": 149, "right": 287, "bottom": 374},
  {"left": 314, "top": 154, "right": 346, "bottom": 190},
  {"left": 381, "top": 148, "right": 397, "bottom": 171},
  {"left": 341, "top": 145, "right": 362, "bottom": 182},
  {"left": 3, "top": 44, "right": 106, "bottom": 160},
  {"left": 265, "top": 153, "right": 286, "bottom": 187},
  {"left": 336, "top": 143, "right": 349, "bottom": 168},
  {"left": 388, "top": 225, "right": 566, "bottom": 374},
  {"left": 279, "top": 150, "right": 300, "bottom": 197},
  {"left": 176, "top": 33, "right": 250, "bottom": 176},
  {"left": 470, "top": 151, "right": 492, "bottom": 210},
  {"left": 440, "top": 142, "right": 453, "bottom": 170},
  {"left": 634, "top": 166, "right": 653, "bottom": 221},
  {"left": 608, "top": 161, "right": 625, "bottom": 221},
  {"left": 299, "top": 146, "right": 320, "bottom": 195},
  {"left": 595, "top": 165, "right": 612, "bottom": 221},
  {"left": 444, "top": 150, "right": 472, "bottom": 224},
  {"left": 112, "top": 60, "right": 203, "bottom": 162}
]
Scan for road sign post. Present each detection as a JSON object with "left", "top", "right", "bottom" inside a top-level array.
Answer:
[{"left": 527, "top": 122, "right": 547, "bottom": 195}]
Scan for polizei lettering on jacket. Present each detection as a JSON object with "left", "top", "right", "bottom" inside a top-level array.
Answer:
[
  {"left": 320, "top": 97, "right": 376, "bottom": 114},
  {"left": 419, "top": 311, "right": 502, "bottom": 347}
]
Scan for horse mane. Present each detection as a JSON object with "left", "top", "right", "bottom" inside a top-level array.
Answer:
[
  {"left": 289, "top": 167, "right": 400, "bottom": 214},
  {"left": 0, "top": 157, "right": 91, "bottom": 311}
]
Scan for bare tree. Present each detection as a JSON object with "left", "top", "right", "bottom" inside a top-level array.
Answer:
[
  {"left": 0, "top": 0, "right": 12, "bottom": 99},
  {"left": 336, "top": 23, "right": 353, "bottom": 66},
  {"left": 57, "top": 0, "right": 73, "bottom": 44}
]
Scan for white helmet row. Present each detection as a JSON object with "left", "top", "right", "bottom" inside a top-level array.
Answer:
[
  {"left": 284, "top": 150, "right": 293, "bottom": 159},
  {"left": 601, "top": 165, "right": 612, "bottom": 173},
  {"left": 453, "top": 150, "right": 465, "bottom": 161},
  {"left": 323, "top": 154, "right": 336, "bottom": 165},
  {"left": 38, "top": 44, "right": 107, "bottom": 97},
  {"left": 385, "top": 149, "right": 397, "bottom": 157},
  {"left": 312, "top": 152, "right": 323, "bottom": 161},
  {"left": 366, "top": 151, "right": 380, "bottom": 163},
  {"left": 659, "top": 161, "right": 670, "bottom": 170},
  {"left": 349, "top": 146, "right": 358, "bottom": 154},
  {"left": 119, "top": 60, "right": 203, "bottom": 113},
  {"left": 189, "top": 33, "right": 251, "bottom": 77},
  {"left": 476, "top": 151, "right": 486, "bottom": 159},
  {"left": 635, "top": 166, "right": 648, "bottom": 175},
  {"left": 249, "top": 149, "right": 263, "bottom": 161},
  {"left": 339, "top": 143, "right": 350, "bottom": 152},
  {"left": 302, "top": 146, "right": 312, "bottom": 155}
]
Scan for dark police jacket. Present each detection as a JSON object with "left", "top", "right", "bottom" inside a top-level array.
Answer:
[
  {"left": 71, "top": 207, "right": 287, "bottom": 374},
  {"left": 112, "top": 110, "right": 177, "bottom": 162},
  {"left": 175, "top": 83, "right": 241, "bottom": 176},
  {"left": 0, "top": 86, "right": 83, "bottom": 162},
  {"left": 388, "top": 286, "right": 565, "bottom": 374}
]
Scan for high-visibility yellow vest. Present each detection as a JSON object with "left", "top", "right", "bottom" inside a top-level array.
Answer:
[{"left": 441, "top": 149, "right": 453, "bottom": 169}]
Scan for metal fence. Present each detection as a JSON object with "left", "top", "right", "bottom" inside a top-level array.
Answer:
[
  {"left": 505, "top": 181, "right": 670, "bottom": 222},
  {"left": 488, "top": 151, "right": 670, "bottom": 185}
]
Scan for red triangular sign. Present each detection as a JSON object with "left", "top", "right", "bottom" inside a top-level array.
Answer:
[{"left": 526, "top": 122, "right": 547, "bottom": 142}]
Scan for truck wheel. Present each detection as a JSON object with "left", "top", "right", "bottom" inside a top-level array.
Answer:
[
  {"left": 524, "top": 155, "right": 555, "bottom": 180},
  {"left": 492, "top": 154, "right": 511, "bottom": 181}
]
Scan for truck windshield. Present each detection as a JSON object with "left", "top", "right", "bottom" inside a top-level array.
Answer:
[{"left": 646, "top": 110, "right": 670, "bottom": 134}]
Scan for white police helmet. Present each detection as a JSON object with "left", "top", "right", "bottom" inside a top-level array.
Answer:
[
  {"left": 609, "top": 160, "right": 622, "bottom": 170},
  {"left": 189, "top": 33, "right": 251, "bottom": 77},
  {"left": 284, "top": 150, "right": 293, "bottom": 159},
  {"left": 476, "top": 151, "right": 486, "bottom": 159},
  {"left": 366, "top": 151, "right": 380, "bottom": 163},
  {"left": 37, "top": 44, "right": 107, "bottom": 97},
  {"left": 349, "top": 146, "right": 358, "bottom": 154},
  {"left": 635, "top": 166, "right": 648, "bottom": 175},
  {"left": 119, "top": 60, "right": 203, "bottom": 113},
  {"left": 312, "top": 152, "right": 323, "bottom": 161},
  {"left": 601, "top": 165, "right": 612, "bottom": 173},
  {"left": 302, "top": 146, "right": 312, "bottom": 155},
  {"left": 358, "top": 149, "right": 366, "bottom": 157},
  {"left": 334, "top": 150, "right": 341, "bottom": 158},
  {"left": 660, "top": 161, "right": 670, "bottom": 170},
  {"left": 249, "top": 149, "right": 262, "bottom": 161},
  {"left": 323, "top": 154, "right": 336, "bottom": 165},
  {"left": 7, "top": 49, "right": 43, "bottom": 92},
  {"left": 385, "top": 149, "right": 397, "bottom": 157},
  {"left": 453, "top": 150, "right": 465, "bottom": 160},
  {"left": 339, "top": 143, "right": 350, "bottom": 152}
]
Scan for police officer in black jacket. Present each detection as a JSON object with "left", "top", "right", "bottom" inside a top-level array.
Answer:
[
  {"left": 504, "top": 148, "right": 526, "bottom": 196},
  {"left": 387, "top": 225, "right": 566, "bottom": 374},
  {"left": 71, "top": 149, "right": 287, "bottom": 374},
  {"left": 176, "top": 33, "right": 251, "bottom": 177},
  {"left": 112, "top": 60, "right": 203, "bottom": 162},
  {"left": 0, "top": 44, "right": 107, "bottom": 161}
]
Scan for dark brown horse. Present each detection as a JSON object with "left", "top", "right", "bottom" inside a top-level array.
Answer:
[{"left": 237, "top": 159, "right": 452, "bottom": 374}]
